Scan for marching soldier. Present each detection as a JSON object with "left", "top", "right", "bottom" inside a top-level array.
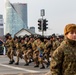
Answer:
[
  {"left": 24, "top": 36, "right": 33, "bottom": 66},
  {"left": 19, "top": 37, "right": 27, "bottom": 65},
  {"left": 14, "top": 36, "right": 22, "bottom": 65},
  {"left": 43, "top": 37, "right": 52, "bottom": 67},
  {"left": 51, "top": 35, "right": 60, "bottom": 56},
  {"left": 4, "top": 33, "right": 14, "bottom": 64},
  {"left": 34, "top": 36, "right": 48, "bottom": 69},
  {"left": 32, "top": 37, "right": 40, "bottom": 68}
]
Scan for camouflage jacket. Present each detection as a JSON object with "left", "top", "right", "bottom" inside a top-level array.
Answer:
[
  {"left": 5, "top": 38, "right": 14, "bottom": 48},
  {"left": 50, "top": 38, "right": 76, "bottom": 75}
]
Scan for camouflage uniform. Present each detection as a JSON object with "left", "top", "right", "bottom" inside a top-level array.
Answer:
[
  {"left": 24, "top": 39, "right": 33, "bottom": 66},
  {"left": 14, "top": 38, "right": 22, "bottom": 65},
  {"left": 5, "top": 36, "right": 14, "bottom": 64},
  {"left": 32, "top": 39, "right": 39, "bottom": 67},
  {"left": 37, "top": 38, "right": 45, "bottom": 69},
  {"left": 50, "top": 37, "right": 76, "bottom": 75},
  {"left": 43, "top": 39, "right": 52, "bottom": 67},
  {"left": 19, "top": 38, "right": 28, "bottom": 65},
  {"left": 50, "top": 38, "right": 60, "bottom": 57}
]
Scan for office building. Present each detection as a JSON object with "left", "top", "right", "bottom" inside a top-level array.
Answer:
[{"left": 5, "top": 0, "right": 28, "bottom": 37}]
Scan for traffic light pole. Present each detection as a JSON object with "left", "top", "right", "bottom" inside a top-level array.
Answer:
[
  {"left": 41, "top": 17, "right": 44, "bottom": 36},
  {"left": 38, "top": 9, "right": 48, "bottom": 36},
  {"left": 41, "top": 9, "right": 45, "bottom": 36}
]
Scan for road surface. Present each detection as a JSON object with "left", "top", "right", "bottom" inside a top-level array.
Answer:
[{"left": 0, "top": 55, "right": 50, "bottom": 75}]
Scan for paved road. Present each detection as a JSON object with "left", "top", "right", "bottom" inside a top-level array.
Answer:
[{"left": 0, "top": 55, "right": 50, "bottom": 75}]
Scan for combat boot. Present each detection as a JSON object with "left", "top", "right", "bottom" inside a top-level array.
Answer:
[
  {"left": 28, "top": 60, "right": 32, "bottom": 63},
  {"left": 40, "top": 65, "right": 45, "bottom": 69},
  {"left": 34, "top": 65, "right": 39, "bottom": 67},
  {"left": 24, "top": 63, "right": 29, "bottom": 66},
  {"left": 9, "top": 60, "right": 15, "bottom": 64},
  {"left": 15, "top": 62, "right": 19, "bottom": 65},
  {"left": 9, "top": 61, "right": 12, "bottom": 64},
  {"left": 46, "top": 61, "right": 50, "bottom": 68}
]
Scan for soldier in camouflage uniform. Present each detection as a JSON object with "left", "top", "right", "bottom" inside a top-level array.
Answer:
[
  {"left": 13, "top": 36, "right": 22, "bottom": 65},
  {"left": 24, "top": 36, "right": 34, "bottom": 66},
  {"left": 19, "top": 37, "right": 28, "bottom": 65},
  {"left": 32, "top": 37, "right": 40, "bottom": 67},
  {"left": 58, "top": 35, "right": 64, "bottom": 43},
  {"left": 37, "top": 37, "right": 45, "bottom": 69},
  {"left": 4, "top": 33, "right": 14, "bottom": 64},
  {"left": 50, "top": 24, "right": 76, "bottom": 75},
  {"left": 43, "top": 37, "right": 52, "bottom": 67},
  {"left": 50, "top": 35, "right": 60, "bottom": 57}
]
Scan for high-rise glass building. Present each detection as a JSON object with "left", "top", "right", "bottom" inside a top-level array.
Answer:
[
  {"left": 5, "top": 0, "right": 28, "bottom": 37},
  {"left": 0, "top": 15, "right": 4, "bottom": 37}
]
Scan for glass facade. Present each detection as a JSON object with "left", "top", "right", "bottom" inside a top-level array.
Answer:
[{"left": 5, "top": 0, "right": 28, "bottom": 37}]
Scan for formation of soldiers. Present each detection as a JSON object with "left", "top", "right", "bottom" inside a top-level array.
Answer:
[{"left": 4, "top": 33, "right": 64, "bottom": 69}]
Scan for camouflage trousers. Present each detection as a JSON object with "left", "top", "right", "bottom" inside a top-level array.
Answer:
[{"left": 7, "top": 47, "right": 14, "bottom": 61}]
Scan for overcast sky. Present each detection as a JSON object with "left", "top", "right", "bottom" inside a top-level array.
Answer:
[{"left": 1, "top": 0, "right": 76, "bottom": 35}]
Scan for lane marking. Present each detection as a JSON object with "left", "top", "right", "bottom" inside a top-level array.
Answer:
[{"left": 0, "top": 63, "right": 41, "bottom": 73}]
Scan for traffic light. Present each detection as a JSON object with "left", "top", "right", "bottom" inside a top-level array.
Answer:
[
  {"left": 43, "top": 19, "right": 48, "bottom": 31},
  {"left": 38, "top": 19, "right": 42, "bottom": 30}
]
